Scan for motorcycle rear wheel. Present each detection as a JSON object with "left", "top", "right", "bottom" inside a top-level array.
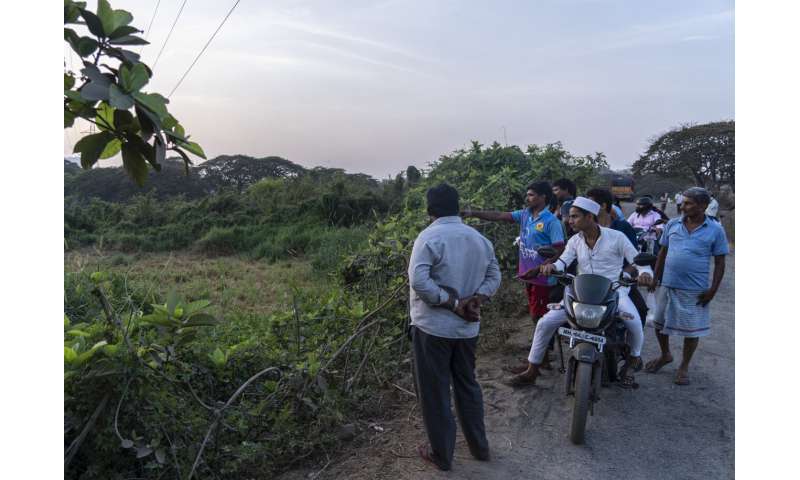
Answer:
[{"left": 570, "top": 361, "right": 593, "bottom": 444}]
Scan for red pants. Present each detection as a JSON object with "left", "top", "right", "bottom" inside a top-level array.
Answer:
[{"left": 525, "top": 284, "right": 551, "bottom": 320}]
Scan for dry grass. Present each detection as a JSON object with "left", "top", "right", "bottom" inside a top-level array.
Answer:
[{"left": 65, "top": 249, "right": 323, "bottom": 318}]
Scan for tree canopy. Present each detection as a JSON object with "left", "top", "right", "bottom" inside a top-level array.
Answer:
[{"left": 632, "top": 121, "right": 734, "bottom": 191}]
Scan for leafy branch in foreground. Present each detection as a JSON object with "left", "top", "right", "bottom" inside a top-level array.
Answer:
[{"left": 64, "top": 0, "right": 206, "bottom": 185}]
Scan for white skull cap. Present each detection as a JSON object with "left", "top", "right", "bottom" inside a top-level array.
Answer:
[{"left": 571, "top": 196, "right": 601, "bottom": 216}]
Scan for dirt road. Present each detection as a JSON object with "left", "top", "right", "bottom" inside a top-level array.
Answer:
[{"left": 283, "top": 202, "right": 734, "bottom": 480}]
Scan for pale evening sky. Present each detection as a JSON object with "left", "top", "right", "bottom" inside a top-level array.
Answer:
[{"left": 63, "top": 0, "right": 734, "bottom": 178}]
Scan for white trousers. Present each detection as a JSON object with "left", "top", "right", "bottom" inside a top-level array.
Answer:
[{"left": 527, "top": 291, "right": 644, "bottom": 364}]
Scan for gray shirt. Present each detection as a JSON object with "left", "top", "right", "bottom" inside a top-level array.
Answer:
[{"left": 408, "top": 216, "right": 502, "bottom": 339}]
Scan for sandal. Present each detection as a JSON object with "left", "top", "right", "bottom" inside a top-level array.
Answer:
[
  {"left": 618, "top": 374, "right": 639, "bottom": 389},
  {"left": 506, "top": 372, "right": 538, "bottom": 388},
  {"left": 417, "top": 444, "right": 449, "bottom": 471},
  {"left": 626, "top": 357, "right": 643, "bottom": 373},
  {"left": 674, "top": 370, "right": 690, "bottom": 386},
  {"left": 503, "top": 363, "right": 529, "bottom": 375},
  {"left": 645, "top": 356, "right": 673, "bottom": 374}
]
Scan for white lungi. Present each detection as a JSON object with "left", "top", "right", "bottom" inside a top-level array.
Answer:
[{"left": 527, "top": 289, "right": 644, "bottom": 364}]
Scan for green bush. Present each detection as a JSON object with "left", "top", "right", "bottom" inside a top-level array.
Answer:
[{"left": 195, "top": 226, "right": 248, "bottom": 255}]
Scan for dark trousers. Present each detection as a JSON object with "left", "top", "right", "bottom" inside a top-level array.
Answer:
[
  {"left": 411, "top": 326, "right": 488, "bottom": 470},
  {"left": 628, "top": 286, "right": 648, "bottom": 328}
]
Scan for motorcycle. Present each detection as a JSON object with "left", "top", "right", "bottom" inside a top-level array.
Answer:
[
  {"left": 537, "top": 246, "right": 656, "bottom": 445},
  {"left": 633, "top": 219, "right": 665, "bottom": 254}
]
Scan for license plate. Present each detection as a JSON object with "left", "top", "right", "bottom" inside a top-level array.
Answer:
[{"left": 558, "top": 327, "right": 606, "bottom": 346}]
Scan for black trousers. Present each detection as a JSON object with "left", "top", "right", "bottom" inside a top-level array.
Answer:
[
  {"left": 628, "top": 286, "right": 649, "bottom": 328},
  {"left": 411, "top": 326, "right": 489, "bottom": 470}
]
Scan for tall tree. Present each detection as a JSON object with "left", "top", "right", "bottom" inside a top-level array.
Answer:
[
  {"left": 632, "top": 121, "right": 734, "bottom": 191},
  {"left": 64, "top": 0, "right": 205, "bottom": 185}
]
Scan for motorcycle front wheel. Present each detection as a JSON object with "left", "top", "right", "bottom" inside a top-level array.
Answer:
[{"left": 570, "top": 361, "right": 593, "bottom": 444}]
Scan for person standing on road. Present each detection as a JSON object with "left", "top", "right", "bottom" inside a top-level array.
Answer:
[
  {"left": 645, "top": 187, "right": 728, "bottom": 386},
  {"left": 706, "top": 194, "right": 720, "bottom": 221},
  {"left": 409, "top": 183, "right": 502, "bottom": 471},
  {"left": 507, "top": 197, "right": 653, "bottom": 388},
  {"left": 675, "top": 192, "right": 684, "bottom": 214},
  {"left": 461, "top": 182, "right": 565, "bottom": 324}
]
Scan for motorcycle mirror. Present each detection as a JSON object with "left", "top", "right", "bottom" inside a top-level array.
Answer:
[
  {"left": 536, "top": 246, "right": 558, "bottom": 259},
  {"left": 633, "top": 253, "right": 657, "bottom": 266}
]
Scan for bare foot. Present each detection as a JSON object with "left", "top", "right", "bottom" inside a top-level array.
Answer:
[
  {"left": 506, "top": 371, "right": 539, "bottom": 388},
  {"left": 644, "top": 354, "right": 674, "bottom": 373},
  {"left": 674, "top": 368, "right": 690, "bottom": 385}
]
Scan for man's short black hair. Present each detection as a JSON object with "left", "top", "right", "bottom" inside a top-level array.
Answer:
[
  {"left": 585, "top": 187, "right": 613, "bottom": 213},
  {"left": 553, "top": 178, "right": 577, "bottom": 197},
  {"left": 426, "top": 182, "right": 460, "bottom": 217},
  {"left": 682, "top": 187, "right": 711, "bottom": 207},
  {"left": 526, "top": 181, "right": 552, "bottom": 199}
]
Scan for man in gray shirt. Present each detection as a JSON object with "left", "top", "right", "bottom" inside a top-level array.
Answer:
[{"left": 408, "top": 183, "right": 502, "bottom": 471}]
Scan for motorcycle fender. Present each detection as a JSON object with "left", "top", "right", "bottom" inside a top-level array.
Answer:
[{"left": 572, "top": 342, "right": 598, "bottom": 363}]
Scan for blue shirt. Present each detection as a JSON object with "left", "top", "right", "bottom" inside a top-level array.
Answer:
[
  {"left": 408, "top": 217, "right": 502, "bottom": 339},
  {"left": 612, "top": 204, "right": 624, "bottom": 219},
  {"left": 660, "top": 216, "right": 729, "bottom": 291},
  {"left": 511, "top": 208, "right": 565, "bottom": 286}
]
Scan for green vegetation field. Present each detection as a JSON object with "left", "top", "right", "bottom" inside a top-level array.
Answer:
[{"left": 64, "top": 142, "right": 608, "bottom": 479}]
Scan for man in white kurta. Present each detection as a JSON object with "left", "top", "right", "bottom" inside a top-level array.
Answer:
[{"left": 508, "top": 197, "right": 653, "bottom": 387}]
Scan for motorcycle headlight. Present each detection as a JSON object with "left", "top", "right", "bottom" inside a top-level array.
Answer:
[{"left": 572, "top": 302, "right": 607, "bottom": 328}]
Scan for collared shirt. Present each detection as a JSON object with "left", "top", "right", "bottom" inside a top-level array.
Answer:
[
  {"left": 660, "top": 215, "right": 729, "bottom": 291},
  {"left": 552, "top": 226, "right": 652, "bottom": 282},
  {"left": 408, "top": 216, "right": 502, "bottom": 339},
  {"left": 628, "top": 210, "right": 663, "bottom": 231},
  {"left": 511, "top": 207, "right": 565, "bottom": 286}
]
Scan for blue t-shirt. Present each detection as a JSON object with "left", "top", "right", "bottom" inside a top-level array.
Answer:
[
  {"left": 511, "top": 208, "right": 565, "bottom": 286},
  {"left": 660, "top": 216, "right": 729, "bottom": 291}
]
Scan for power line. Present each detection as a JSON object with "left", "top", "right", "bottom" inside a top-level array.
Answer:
[
  {"left": 152, "top": 0, "right": 189, "bottom": 70},
  {"left": 168, "top": 0, "right": 241, "bottom": 99},
  {"left": 139, "top": 0, "right": 163, "bottom": 54}
]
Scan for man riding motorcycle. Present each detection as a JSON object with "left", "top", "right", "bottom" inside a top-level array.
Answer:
[
  {"left": 628, "top": 196, "right": 666, "bottom": 253},
  {"left": 507, "top": 197, "right": 653, "bottom": 387}
]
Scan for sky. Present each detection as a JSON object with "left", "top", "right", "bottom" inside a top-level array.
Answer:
[{"left": 63, "top": 0, "right": 735, "bottom": 178}]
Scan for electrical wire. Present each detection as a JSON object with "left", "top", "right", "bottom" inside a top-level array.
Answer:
[
  {"left": 168, "top": 0, "right": 241, "bottom": 98},
  {"left": 139, "top": 0, "right": 163, "bottom": 54},
  {"left": 152, "top": 0, "right": 189, "bottom": 70}
]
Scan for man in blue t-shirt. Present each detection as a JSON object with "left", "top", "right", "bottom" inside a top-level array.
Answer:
[
  {"left": 462, "top": 182, "right": 566, "bottom": 323},
  {"left": 645, "top": 187, "right": 729, "bottom": 386}
]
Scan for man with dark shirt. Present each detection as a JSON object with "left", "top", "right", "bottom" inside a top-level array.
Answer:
[
  {"left": 586, "top": 187, "right": 649, "bottom": 324},
  {"left": 553, "top": 178, "right": 577, "bottom": 238},
  {"left": 586, "top": 187, "right": 637, "bottom": 246}
]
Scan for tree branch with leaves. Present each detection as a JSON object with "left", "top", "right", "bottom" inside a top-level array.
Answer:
[{"left": 64, "top": 0, "right": 206, "bottom": 186}]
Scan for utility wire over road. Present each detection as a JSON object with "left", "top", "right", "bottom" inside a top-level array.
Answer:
[
  {"left": 152, "top": 0, "right": 189, "bottom": 70},
  {"left": 168, "top": 0, "right": 242, "bottom": 98},
  {"left": 139, "top": 0, "right": 163, "bottom": 54}
]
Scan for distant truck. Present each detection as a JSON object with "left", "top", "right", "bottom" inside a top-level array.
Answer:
[{"left": 611, "top": 175, "right": 635, "bottom": 201}]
